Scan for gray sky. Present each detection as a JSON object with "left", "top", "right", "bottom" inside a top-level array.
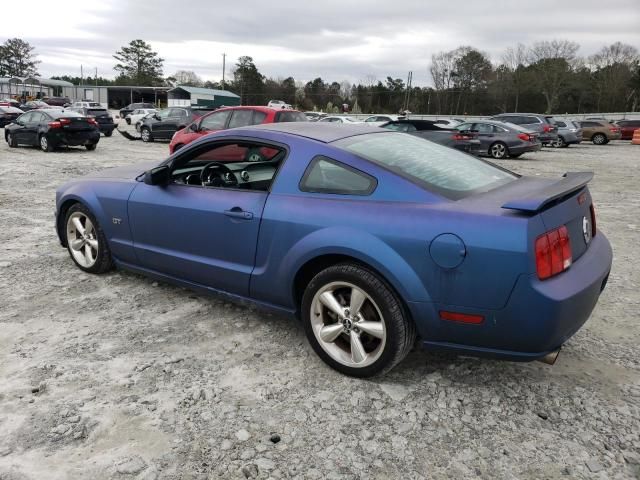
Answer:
[{"left": 4, "top": 0, "right": 640, "bottom": 86}]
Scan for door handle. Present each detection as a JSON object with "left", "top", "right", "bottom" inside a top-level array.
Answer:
[{"left": 224, "top": 208, "right": 253, "bottom": 220}]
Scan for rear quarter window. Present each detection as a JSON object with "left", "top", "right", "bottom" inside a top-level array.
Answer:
[
  {"left": 300, "top": 156, "right": 376, "bottom": 195},
  {"left": 334, "top": 132, "right": 517, "bottom": 200}
]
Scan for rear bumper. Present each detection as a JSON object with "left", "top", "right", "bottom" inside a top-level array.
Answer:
[
  {"left": 48, "top": 130, "right": 101, "bottom": 146},
  {"left": 560, "top": 132, "right": 582, "bottom": 144},
  {"left": 539, "top": 133, "right": 558, "bottom": 144},
  {"left": 507, "top": 142, "right": 542, "bottom": 156},
  {"left": 409, "top": 232, "right": 612, "bottom": 362},
  {"left": 98, "top": 123, "right": 116, "bottom": 134}
]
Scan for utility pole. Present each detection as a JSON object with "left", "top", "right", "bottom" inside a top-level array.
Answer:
[
  {"left": 80, "top": 64, "right": 84, "bottom": 85},
  {"left": 221, "top": 53, "right": 226, "bottom": 90},
  {"left": 95, "top": 67, "right": 98, "bottom": 86},
  {"left": 404, "top": 71, "right": 413, "bottom": 112}
]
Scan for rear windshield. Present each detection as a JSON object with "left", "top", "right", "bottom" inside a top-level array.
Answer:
[
  {"left": 87, "top": 109, "right": 108, "bottom": 116},
  {"left": 51, "top": 111, "right": 84, "bottom": 118},
  {"left": 275, "top": 111, "right": 308, "bottom": 123},
  {"left": 334, "top": 133, "right": 517, "bottom": 200}
]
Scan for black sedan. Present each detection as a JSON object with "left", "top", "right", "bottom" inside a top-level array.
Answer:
[
  {"left": 138, "top": 106, "right": 214, "bottom": 142},
  {"left": 380, "top": 119, "right": 481, "bottom": 155},
  {"left": 0, "top": 106, "right": 24, "bottom": 127},
  {"left": 4, "top": 109, "right": 100, "bottom": 152},
  {"left": 67, "top": 106, "right": 116, "bottom": 136}
]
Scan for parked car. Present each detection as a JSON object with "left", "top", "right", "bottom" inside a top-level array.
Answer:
[
  {"left": 490, "top": 113, "right": 558, "bottom": 145},
  {"left": 67, "top": 106, "right": 116, "bottom": 137},
  {"left": 551, "top": 120, "right": 582, "bottom": 147},
  {"left": 71, "top": 101, "right": 103, "bottom": 109},
  {"left": 119, "top": 102, "right": 155, "bottom": 119},
  {"left": 267, "top": 100, "right": 292, "bottom": 109},
  {"left": 125, "top": 108, "right": 157, "bottom": 125},
  {"left": 363, "top": 115, "right": 405, "bottom": 127},
  {"left": 615, "top": 119, "right": 640, "bottom": 140},
  {"left": 304, "top": 112, "right": 327, "bottom": 122},
  {"left": 54, "top": 122, "right": 611, "bottom": 377},
  {"left": 0, "top": 98, "right": 22, "bottom": 109},
  {"left": 433, "top": 118, "right": 463, "bottom": 128},
  {"left": 0, "top": 106, "right": 24, "bottom": 127},
  {"left": 169, "top": 106, "right": 308, "bottom": 153},
  {"left": 380, "top": 119, "right": 481, "bottom": 155},
  {"left": 135, "top": 113, "right": 156, "bottom": 132},
  {"left": 455, "top": 120, "right": 541, "bottom": 159},
  {"left": 42, "top": 96, "right": 72, "bottom": 107},
  {"left": 5, "top": 109, "right": 100, "bottom": 151},
  {"left": 139, "top": 106, "right": 217, "bottom": 143},
  {"left": 578, "top": 120, "right": 622, "bottom": 145},
  {"left": 19, "top": 100, "right": 54, "bottom": 111},
  {"left": 318, "top": 115, "right": 362, "bottom": 124}
]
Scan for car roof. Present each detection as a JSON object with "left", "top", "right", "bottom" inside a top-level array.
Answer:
[{"left": 233, "top": 122, "right": 389, "bottom": 143}]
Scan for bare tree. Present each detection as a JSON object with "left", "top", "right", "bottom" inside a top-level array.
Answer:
[
  {"left": 588, "top": 42, "right": 639, "bottom": 111},
  {"left": 501, "top": 43, "right": 528, "bottom": 111},
  {"left": 168, "top": 70, "right": 203, "bottom": 87},
  {"left": 429, "top": 50, "right": 457, "bottom": 113},
  {"left": 527, "top": 40, "right": 580, "bottom": 113}
]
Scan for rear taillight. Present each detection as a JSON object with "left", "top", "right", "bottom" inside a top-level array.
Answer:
[
  {"left": 609, "top": 127, "right": 619, "bottom": 133},
  {"left": 535, "top": 225, "right": 572, "bottom": 280},
  {"left": 453, "top": 133, "right": 471, "bottom": 140},
  {"left": 543, "top": 125, "right": 552, "bottom": 133},
  {"left": 88, "top": 118, "right": 98, "bottom": 125},
  {"left": 517, "top": 133, "right": 530, "bottom": 141},
  {"left": 590, "top": 203, "right": 596, "bottom": 238},
  {"left": 48, "top": 118, "right": 71, "bottom": 129}
]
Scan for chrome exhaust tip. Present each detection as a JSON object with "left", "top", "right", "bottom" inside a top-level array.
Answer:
[{"left": 538, "top": 348, "right": 560, "bottom": 365}]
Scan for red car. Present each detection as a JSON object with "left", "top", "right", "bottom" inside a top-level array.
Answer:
[
  {"left": 616, "top": 119, "right": 640, "bottom": 140},
  {"left": 168, "top": 106, "right": 307, "bottom": 154}
]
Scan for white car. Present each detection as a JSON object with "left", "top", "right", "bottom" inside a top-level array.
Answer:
[
  {"left": 363, "top": 115, "right": 405, "bottom": 127},
  {"left": 318, "top": 115, "right": 362, "bottom": 124},
  {"left": 71, "top": 101, "right": 103, "bottom": 109},
  {"left": 267, "top": 100, "right": 292, "bottom": 109},
  {"left": 126, "top": 108, "right": 158, "bottom": 126},
  {"left": 433, "top": 118, "right": 464, "bottom": 128}
]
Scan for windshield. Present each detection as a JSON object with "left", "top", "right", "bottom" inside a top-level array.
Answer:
[
  {"left": 275, "top": 111, "right": 307, "bottom": 123},
  {"left": 334, "top": 133, "right": 517, "bottom": 200}
]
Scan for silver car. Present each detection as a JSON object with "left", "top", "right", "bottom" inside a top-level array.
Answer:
[
  {"left": 455, "top": 120, "right": 542, "bottom": 159},
  {"left": 490, "top": 113, "right": 558, "bottom": 145},
  {"left": 551, "top": 120, "right": 582, "bottom": 147}
]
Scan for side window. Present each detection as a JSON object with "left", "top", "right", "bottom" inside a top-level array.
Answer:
[
  {"left": 170, "top": 141, "right": 285, "bottom": 191},
  {"left": 157, "top": 109, "right": 171, "bottom": 120},
  {"left": 200, "top": 111, "right": 231, "bottom": 131},
  {"left": 473, "top": 123, "right": 494, "bottom": 134},
  {"left": 300, "top": 156, "right": 377, "bottom": 195},
  {"left": 365, "top": 117, "right": 377, "bottom": 123},
  {"left": 168, "top": 108, "right": 186, "bottom": 118},
  {"left": 555, "top": 121, "right": 566, "bottom": 127},
  {"left": 523, "top": 116, "right": 540, "bottom": 124},
  {"left": 252, "top": 110, "right": 267, "bottom": 125},
  {"left": 581, "top": 121, "right": 596, "bottom": 127},
  {"left": 228, "top": 109, "right": 254, "bottom": 128}
]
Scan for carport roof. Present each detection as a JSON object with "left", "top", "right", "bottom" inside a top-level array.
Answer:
[{"left": 168, "top": 86, "right": 240, "bottom": 98}]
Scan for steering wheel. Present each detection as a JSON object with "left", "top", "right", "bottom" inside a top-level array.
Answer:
[{"left": 200, "top": 162, "right": 238, "bottom": 187}]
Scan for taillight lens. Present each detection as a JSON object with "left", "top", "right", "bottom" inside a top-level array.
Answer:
[
  {"left": 48, "top": 121, "right": 61, "bottom": 128},
  {"left": 609, "top": 127, "right": 619, "bottom": 133},
  {"left": 517, "top": 133, "right": 530, "bottom": 141},
  {"left": 543, "top": 125, "right": 552, "bottom": 133},
  {"left": 48, "top": 118, "right": 71, "bottom": 129},
  {"left": 453, "top": 133, "right": 471, "bottom": 140},
  {"left": 590, "top": 203, "right": 596, "bottom": 238},
  {"left": 535, "top": 225, "right": 572, "bottom": 280},
  {"left": 87, "top": 118, "right": 98, "bottom": 125}
]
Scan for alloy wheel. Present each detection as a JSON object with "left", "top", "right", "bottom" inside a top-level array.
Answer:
[
  {"left": 66, "top": 212, "right": 99, "bottom": 268},
  {"left": 491, "top": 143, "right": 506, "bottom": 158},
  {"left": 310, "top": 281, "right": 386, "bottom": 368},
  {"left": 141, "top": 129, "right": 150, "bottom": 142},
  {"left": 40, "top": 136, "right": 49, "bottom": 151}
]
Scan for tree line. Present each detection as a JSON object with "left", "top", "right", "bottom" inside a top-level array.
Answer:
[{"left": 2, "top": 37, "right": 639, "bottom": 114}]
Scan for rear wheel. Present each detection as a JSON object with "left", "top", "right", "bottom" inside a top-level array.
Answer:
[
  {"left": 141, "top": 127, "right": 153, "bottom": 142},
  {"left": 301, "top": 263, "right": 415, "bottom": 377},
  {"left": 39, "top": 135, "right": 54, "bottom": 152},
  {"left": 104, "top": 130, "right": 113, "bottom": 137},
  {"left": 86, "top": 143, "right": 97, "bottom": 151},
  {"left": 489, "top": 142, "right": 508, "bottom": 159},
  {"left": 553, "top": 136, "right": 566, "bottom": 148},
  {"left": 592, "top": 133, "right": 607, "bottom": 145},
  {"left": 64, "top": 203, "right": 113, "bottom": 274},
  {"left": 125, "top": 118, "right": 131, "bottom": 125}
]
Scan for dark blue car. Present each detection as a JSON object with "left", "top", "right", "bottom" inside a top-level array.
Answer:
[{"left": 55, "top": 123, "right": 612, "bottom": 377}]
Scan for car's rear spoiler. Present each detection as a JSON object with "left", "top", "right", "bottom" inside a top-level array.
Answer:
[{"left": 501, "top": 172, "right": 593, "bottom": 213}]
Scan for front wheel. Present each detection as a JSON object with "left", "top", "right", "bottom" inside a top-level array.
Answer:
[
  {"left": 141, "top": 127, "right": 153, "bottom": 142},
  {"left": 489, "top": 142, "right": 508, "bottom": 159},
  {"left": 553, "top": 136, "right": 566, "bottom": 148},
  {"left": 64, "top": 203, "right": 113, "bottom": 274},
  {"left": 86, "top": 143, "right": 97, "bottom": 151},
  {"left": 7, "top": 133, "right": 18, "bottom": 148},
  {"left": 301, "top": 263, "right": 415, "bottom": 377},
  {"left": 104, "top": 130, "right": 113, "bottom": 137},
  {"left": 592, "top": 133, "right": 607, "bottom": 145},
  {"left": 125, "top": 118, "right": 131, "bottom": 125}
]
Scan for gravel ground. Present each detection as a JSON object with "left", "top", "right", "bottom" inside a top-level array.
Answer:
[{"left": 0, "top": 126, "right": 639, "bottom": 480}]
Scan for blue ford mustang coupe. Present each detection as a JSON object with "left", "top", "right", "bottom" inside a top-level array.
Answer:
[{"left": 55, "top": 123, "right": 612, "bottom": 377}]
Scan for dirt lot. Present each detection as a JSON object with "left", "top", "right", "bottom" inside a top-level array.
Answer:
[{"left": 0, "top": 127, "right": 638, "bottom": 480}]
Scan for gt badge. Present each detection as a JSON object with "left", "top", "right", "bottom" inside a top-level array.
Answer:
[{"left": 112, "top": 217, "right": 122, "bottom": 225}]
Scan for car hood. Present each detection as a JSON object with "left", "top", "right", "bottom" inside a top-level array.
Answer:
[{"left": 86, "top": 161, "right": 158, "bottom": 180}]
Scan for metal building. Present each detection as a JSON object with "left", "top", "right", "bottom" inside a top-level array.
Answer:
[
  {"left": 0, "top": 77, "right": 73, "bottom": 99},
  {"left": 167, "top": 86, "right": 240, "bottom": 108}
]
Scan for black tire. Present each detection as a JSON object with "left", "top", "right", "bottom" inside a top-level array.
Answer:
[
  {"left": 592, "top": 133, "right": 607, "bottom": 145},
  {"left": 86, "top": 143, "right": 97, "bottom": 151},
  {"left": 7, "top": 132, "right": 18, "bottom": 148},
  {"left": 104, "top": 130, "right": 113, "bottom": 137},
  {"left": 489, "top": 142, "right": 508, "bottom": 159},
  {"left": 39, "top": 134, "right": 54, "bottom": 152},
  {"left": 126, "top": 118, "right": 131, "bottom": 125},
  {"left": 509, "top": 153, "right": 523, "bottom": 158},
  {"left": 141, "top": 127, "right": 153, "bottom": 143},
  {"left": 64, "top": 203, "right": 113, "bottom": 274},
  {"left": 553, "top": 136, "right": 566, "bottom": 148},
  {"left": 301, "top": 263, "right": 416, "bottom": 377}
]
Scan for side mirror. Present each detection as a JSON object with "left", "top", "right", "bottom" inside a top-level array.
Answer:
[
  {"left": 153, "top": 114, "right": 161, "bottom": 120},
  {"left": 144, "top": 165, "right": 170, "bottom": 186},
  {"left": 189, "top": 123, "right": 199, "bottom": 132}
]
